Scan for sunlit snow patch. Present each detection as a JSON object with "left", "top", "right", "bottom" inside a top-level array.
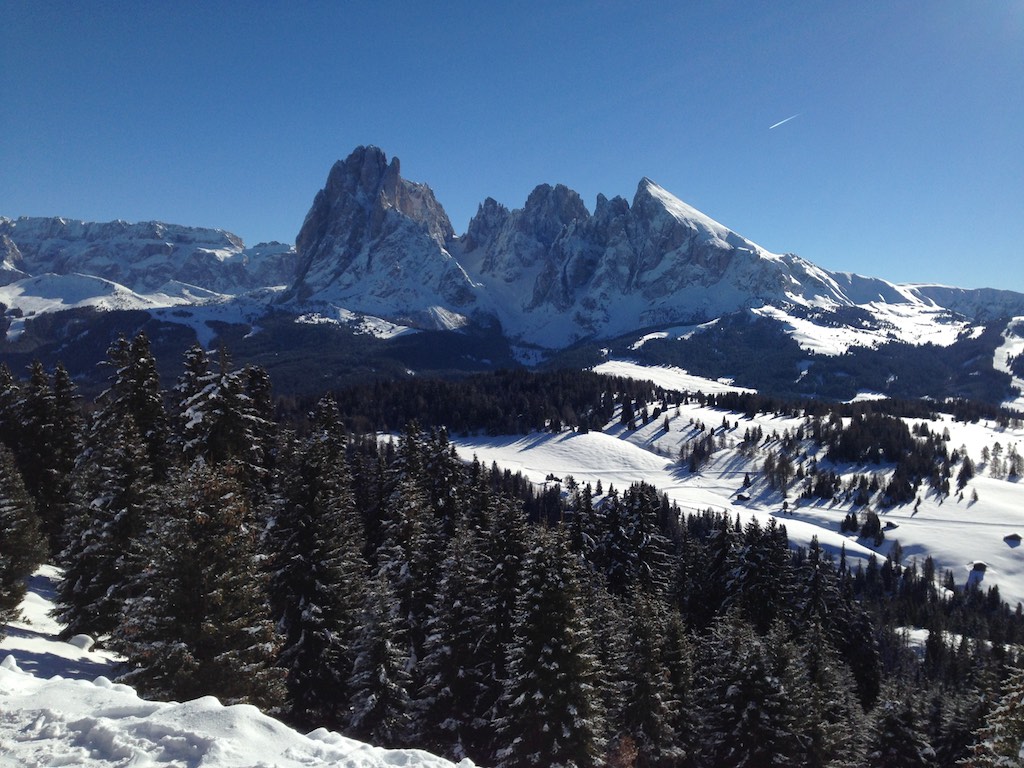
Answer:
[
  {"left": 296, "top": 308, "right": 419, "bottom": 339},
  {"left": 754, "top": 302, "right": 975, "bottom": 355},
  {"left": 592, "top": 359, "right": 755, "bottom": 395}
]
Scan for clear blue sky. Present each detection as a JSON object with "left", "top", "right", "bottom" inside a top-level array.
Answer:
[{"left": 2, "top": 1, "right": 1022, "bottom": 292}]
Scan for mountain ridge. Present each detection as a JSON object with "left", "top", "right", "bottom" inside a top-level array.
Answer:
[{"left": 1, "top": 145, "right": 1023, "bottom": 404}]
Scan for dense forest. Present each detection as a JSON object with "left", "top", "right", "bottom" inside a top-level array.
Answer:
[{"left": 3, "top": 331, "right": 1024, "bottom": 767}]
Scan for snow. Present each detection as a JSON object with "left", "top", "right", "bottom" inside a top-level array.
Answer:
[
  {"left": 994, "top": 317, "right": 1024, "bottom": 410},
  {"left": 592, "top": 359, "right": 756, "bottom": 395},
  {"left": 753, "top": 302, "right": 974, "bottom": 356},
  {"left": 451, "top": 387, "right": 1024, "bottom": 607},
  {"left": 296, "top": 308, "right": 419, "bottom": 340},
  {"left": 0, "top": 567, "right": 474, "bottom": 768}
]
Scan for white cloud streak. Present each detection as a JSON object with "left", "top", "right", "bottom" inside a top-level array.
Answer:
[{"left": 769, "top": 113, "right": 801, "bottom": 130}]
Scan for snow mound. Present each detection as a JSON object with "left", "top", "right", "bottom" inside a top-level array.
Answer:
[{"left": 0, "top": 659, "right": 471, "bottom": 767}]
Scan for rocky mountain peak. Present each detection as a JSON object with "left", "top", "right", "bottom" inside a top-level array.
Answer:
[
  {"left": 519, "top": 184, "right": 590, "bottom": 245},
  {"left": 285, "top": 147, "right": 478, "bottom": 323}
]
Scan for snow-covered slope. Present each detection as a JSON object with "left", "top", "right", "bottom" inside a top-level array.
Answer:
[
  {"left": 0, "top": 567, "right": 474, "bottom": 768},
  {"left": 451, "top": 386, "right": 1024, "bottom": 607}
]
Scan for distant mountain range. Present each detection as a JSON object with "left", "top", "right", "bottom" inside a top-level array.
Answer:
[{"left": 2, "top": 146, "right": 1023, "bottom": 404}]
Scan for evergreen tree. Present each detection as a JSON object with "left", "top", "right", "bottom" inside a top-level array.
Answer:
[
  {"left": 376, "top": 425, "right": 443, "bottom": 672},
  {"left": 113, "top": 463, "right": 283, "bottom": 709},
  {"left": 601, "top": 482, "right": 676, "bottom": 599},
  {"left": 619, "top": 595, "right": 686, "bottom": 767},
  {"left": 347, "top": 571, "right": 413, "bottom": 749},
  {"left": 725, "top": 516, "right": 795, "bottom": 634},
  {"left": 960, "top": 667, "right": 1024, "bottom": 767},
  {"left": 800, "top": 622, "right": 869, "bottom": 767},
  {"left": 0, "top": 444, "right": 46, "bottom": 618},
  {"left": 495, "top": 527, "right": 605, "bottom": 768},
  {"left": 696, "top": 614, "right": 809, "bottom": 767},
  {"left": 270, "top": 402, "right": 368, "bottom": 730},
  {"left": 867, "top": 688, "right": 936, "bottom": 767},
  {"left": 17, "top": 360, "right": 63, "bottom": 547},
  {"left": 475, "top": 493, "right": 530, "bottom": 757},
  {"left": 0, "top": 363, "right": 20, "bottom": 452},
  {"left": 414, "top": 524, "right": 493, "bottom": 762},
  {"left": 55, "top": 415, "right": 156, "bottom": 637}
]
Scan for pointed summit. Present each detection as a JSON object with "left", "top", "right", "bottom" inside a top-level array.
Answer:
[{"left": 285, "top": 148, "right": 477, "bottom": 327}]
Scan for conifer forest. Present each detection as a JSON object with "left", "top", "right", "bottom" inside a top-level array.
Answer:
[{"left": 4, "top": 331, "right": 1024, "bottom": 767}]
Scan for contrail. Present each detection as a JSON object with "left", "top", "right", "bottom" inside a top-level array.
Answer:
[{"left": 769, "top": 113, "right": 801, "bottom": 130}]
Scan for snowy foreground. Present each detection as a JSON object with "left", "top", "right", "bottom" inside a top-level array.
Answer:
[{"left": 0, "top": 568, "right": 473, "bottom": 768}]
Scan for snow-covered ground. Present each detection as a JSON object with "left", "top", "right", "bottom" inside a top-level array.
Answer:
[
  {"left": 452, "top": 390, "right": 1024, "bottom": 607},
  {"left": 0, "top": 567, "right": 473, "bottom": 768}
]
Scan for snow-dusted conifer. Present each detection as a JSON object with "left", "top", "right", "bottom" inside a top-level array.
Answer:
[
  {"left": 600, "top": 482, "right": 676, "bottom": 599},
  {"left": 725, "top": 516, "right": 795, "bottom": 634},
  {"left": 270, "top": 396, "right": 368, "bottom": 730},
  {"left": 0, "top": 363, "right": 20, "bottom": 451},
  {"left": 113, "top": 463, "right": 283, "bottom": 709},
  {"left": 55, "top": 415, "right": 155, "bottom": 637},
  {"left": 347, "top": 570, "right": 413, "bottom": 749},
  {"left": 414, "top": 523, "right": 493, "bottom": 761},
  {"left": 0, "top": 444, "right": 46, "bottom": 618},
  {"left": 618, "top": 595, "right": 687, "bottom": 767},
  {"left": 16, "top": 361, "right": 62, "bottom": 545},
  {"left": 867, "top": 688, "right": 935, "bottom": 767},
  {"left": 959, "top": 667, "right": 1024, "bottom": 767},
  {"left": 495, "top": 526, "right": 605, "bottom": 768},
  {"left": 696, "top": 613, "right": 809, "bottom": 767}
]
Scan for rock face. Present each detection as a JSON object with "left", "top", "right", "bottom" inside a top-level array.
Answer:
[
  {"left": 285, "top": 148, "right": 1024, "bottom": 348},
  {"left": 5, "top": 145, "right": 1024, "bottom": 358},
  {"left": 0, "top": 217, "right": 297, "bottom": 295},
  {"left": 0, "top": 235, "right": 28, "bottom": 286},
  {"left": 285, "top": 146, "right": 479, "bottom": 329}
]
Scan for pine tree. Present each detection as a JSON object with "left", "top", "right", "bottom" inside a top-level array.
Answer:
[
  {"left": 618, "top": 595, "right": 686, "bottom": 767},
  {"left": 960, "top": 667, "right": 1024, "bottom": 767},
  {"left": 867, "top": 687, "right": 936, "bottom": 767},
  {"left": 54, "top": 415, "right": 156, "bottom": 637},
  {"left": 0, "top": 363, "right": 20, "bottom": 451},
  {"left": 414, "top": 524, "right": 493, "bottom": 762},
  {"left": 0, "top": 444, "right": 46, "bottom": 619},
  {"left": 113, "top": 463, "right": 284, "bottom": 709},
  {"left": 347, "top": 571, "right": 413, "bottom": 749},
  {"left": 375, "top": 425, "right": 443, "bottom": 672},
  {"left": 495, "top": 527, "right": 605, "bottom": 768},
  {"left": 17, "top": 360, "right": 62, "bottom": 547},
  {"left": 800, "top": 622, "right": 868, "bottom": 767},
  {"left": 725, "top": 516, "right": 795, "bottom": 634},
  {"left": 270, "top": 399, "right": 369, "bottom": 730},
  {"left": 696, "top": 614, "right": 809, "bottom": 767},
  {"left": 601, "top": 482, "right": 676, "bottom": 599}
]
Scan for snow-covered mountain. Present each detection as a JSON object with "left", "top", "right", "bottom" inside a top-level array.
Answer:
[
  {"left": 2, "top": 145, "right": 1023, "bottom": 402},
  {"left": 286, "top": 146, "right": 1024, "bottom": 351},
  {"left": 0, "top": 216, "right": 297, "bottom": 296}
]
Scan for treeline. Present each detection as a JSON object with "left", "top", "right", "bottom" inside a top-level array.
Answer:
[
  {"left": 2, "top": 334, "right": 1024, "bottom": 765},
  {"left": 276, "top": 368, "right": 680, "bottom": 435}
]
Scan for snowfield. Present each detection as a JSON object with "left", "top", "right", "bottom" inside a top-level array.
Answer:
[
  {"left": 0, "top": 569, "right": 474, "bottom": 768},
  {"left": 453, "top": 372, "right": 1024, "bottom": 608}
]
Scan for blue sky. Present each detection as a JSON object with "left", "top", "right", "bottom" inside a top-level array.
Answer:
[{"left": 2, "top": 1, "right": 1021, "bottom": 291}]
